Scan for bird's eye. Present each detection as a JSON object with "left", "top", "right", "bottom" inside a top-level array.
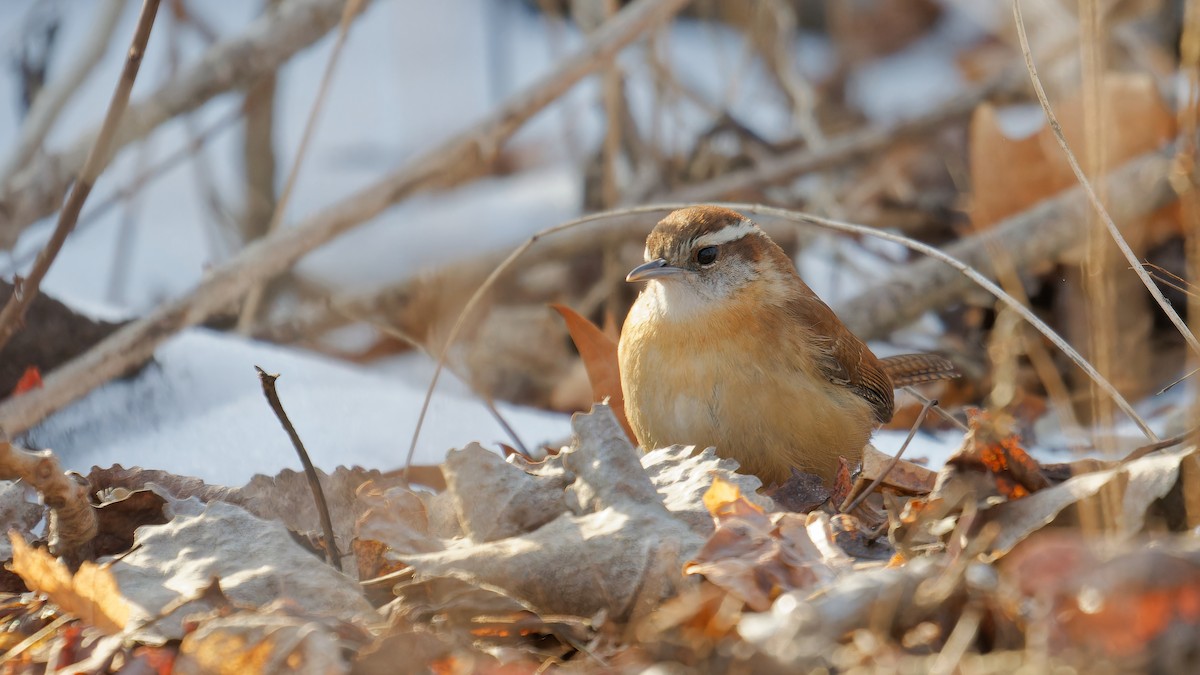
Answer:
[{"left": 695, "top": 246, "right": 718, "bottom": 266}]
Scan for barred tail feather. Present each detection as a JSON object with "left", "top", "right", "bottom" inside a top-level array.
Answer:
[{"left": 880, "top": 354, "right": 960, "bottom": 387}]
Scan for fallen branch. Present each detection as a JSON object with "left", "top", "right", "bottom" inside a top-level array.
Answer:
[
  {"left": 0, "top": 441, "right": 95, "bottom": 559},
  {"left": 0, "top": 0, "right": 373, "bottom": 247},
  {"left": 0, "top": 0, "right": 161, "bottom": 354},
  {"left": 834, "top": 144, "right": 1177, "bottom": 340},
  {"left": 0, "top": 0, "right": 690, "bottom": 439}
]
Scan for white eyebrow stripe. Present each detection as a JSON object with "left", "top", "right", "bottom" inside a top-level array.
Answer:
[{"left": 692, "top": 220, "right": 758, "bottom": 248}]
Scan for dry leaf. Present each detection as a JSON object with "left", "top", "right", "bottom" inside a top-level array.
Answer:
[
  {"left": 175, "top": 607, "right": 352, "bottom": 675},
  {"left": 738, "top": 556, "right": 951, "bottom": 670},
  {"left": 8, "top": 533, "right": 131, "bottom": 635},
  {"left": 945, "top": 411, "right": 1049, "bottom": 501},
  {"left": 969, "top": 73, "right": 1176, "bottom": 233},
  {"left": 441, "top": 443, "right": 569, "bottom": 542},
  {"left": 551, "top": 303, "right": 635, "bottom": 440},
  {"left": 860, "top": 443, "right": 938, "bottom": 495},
  {"left": 1001, "top": 532, "right": 1200, "bottom": 665},
  {"left": 683, "top": 479, "right": 841, "bottom": 612},
  {"left": 982, "top": 444, "right": 1197, "bottom": 559},
  {"left": 354, "top": 406, "right": 765, "bottom": 621},
  {"left": 0, "top": 480, "right": 44, "bottom": 562},
  {"left": 109, "top": 502, "right": 378, "bottom": 639}
]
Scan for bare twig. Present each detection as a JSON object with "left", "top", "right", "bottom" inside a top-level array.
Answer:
[
  {"left": 1013, "top": 0, "right": 1200, "bottom": 357},
  {"left": 840, "top": 398, "right": 934, "bottom": 514},
  {"left": 0, "top": 442, "right": 95, "bottom": 558},
  {"left": 255, "top": 366, "right": 341, "bottom": 571},
  {"left": 0, "top": 0, "right": 161, "bottom": 355},
  {"left": 237, "top": 0, "right": 366, "bottom": 331},
  {"left": 0, "top": 0, "right": 127, "bottom": 183},
  {"left": 902, "top": 386, "right": 968, "bottom": 432},
  {"left": 0, "top": 0, "right": 374, "bottom": 246},
  {"left": 0, "top": 0, "right": 690, "bottom": 440}
]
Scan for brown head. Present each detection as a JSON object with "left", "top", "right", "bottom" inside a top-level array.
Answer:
[{"left": 627, "top": 206, "right": 795, "bottom": 315}]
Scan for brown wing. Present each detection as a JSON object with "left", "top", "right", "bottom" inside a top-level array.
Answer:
[
  {"left": 879, "top": 353, "right": 959, "bottom": 387},
  {"left": 786, "top": 292, "right": 895, "bottom": 424}
]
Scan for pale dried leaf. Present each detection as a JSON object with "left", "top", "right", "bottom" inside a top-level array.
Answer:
[
  {"left": 110, "top": 501, "right": 378, "bottom": 639},
  {"left": 442, "top": 443, "right": 568, "bottom": 542},
  {"left": 643, "top": 444, "right": 773, "bottom": 536},
  {"left": 357, "top": 406, "right": 711, "bottom": 620}
]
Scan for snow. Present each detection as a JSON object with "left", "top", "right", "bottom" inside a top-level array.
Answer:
[
  {"left": 0, "top": 1, "right": 1021, "bottom": 484},
  {"left": 26, "top": 328, "right": 569, "bottom": 484}
]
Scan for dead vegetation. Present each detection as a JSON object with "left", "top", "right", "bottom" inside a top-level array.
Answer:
[{"left": 1, "top": 0, "right": 1199, "bottom": 672}]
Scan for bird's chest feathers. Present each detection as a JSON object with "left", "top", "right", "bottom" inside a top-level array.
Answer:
[{"left": 620, "top": 286, "right": 826, "bottom": 437}]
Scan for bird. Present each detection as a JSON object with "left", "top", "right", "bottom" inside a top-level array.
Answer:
[{"left": 618, "top": 205, "right": 958, "bottom": 486}]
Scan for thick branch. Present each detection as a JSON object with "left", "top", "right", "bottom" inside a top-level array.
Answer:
[
  {"left": 0, "top": 0, "right": 691, "bottom": 439},
  {"left": 834, "top": 145, "right": 1178, "bottom": 339},
  {"left": 0, "top": 442, "right": 95, "bottom": 558},
  {"left": 0, "top": 0, "right": 370, "bottom": 247}
]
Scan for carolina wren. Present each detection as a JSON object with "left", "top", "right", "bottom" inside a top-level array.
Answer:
[{"left": 618, "top": 206, "right": 957, "bottom": 485}]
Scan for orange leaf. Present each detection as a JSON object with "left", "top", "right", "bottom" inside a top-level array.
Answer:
[
  {"left": 703, "top": 476, "right": 765, "bottom": 520},
  {"left": 11, "top": 365, "right": 42, "bottom": 396},
  {"left": 8, "top": 533, "right": 131, "bottom": 634},
  {"left": 550, "top": 304, "right": 635, "bottom": 442}
]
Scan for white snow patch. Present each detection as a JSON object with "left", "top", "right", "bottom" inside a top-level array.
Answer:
[{"left": 26, "top": 329, "right": 569, "bottom": 485}]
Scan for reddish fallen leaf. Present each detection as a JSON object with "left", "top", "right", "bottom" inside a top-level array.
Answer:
[
  {"left": 130, "top": 645, "right": 178, "bottom": 675},
  {"left": 11, "top": 365, "right": 42, "bottom": 396},
  {"left": 550, "top": 303, "right": 635, "bottom": 441},
  {"left": 948, "top": 410, "right": 1049, "bottom": 499},
  {"left": 829, "top": 457, "right": 856, "bottom": 508},
  {"left": 1001, "top": 532, "right": 1200, "bottom": 661}
]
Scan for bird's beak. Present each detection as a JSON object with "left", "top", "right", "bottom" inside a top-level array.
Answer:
[{"left": 626, "top": 258, "right": 684, "bottom": 282}]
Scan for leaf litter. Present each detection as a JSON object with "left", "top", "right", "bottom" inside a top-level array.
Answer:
[{"left": 3, "top": 400, "right": 1199, "bottom": 672}]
